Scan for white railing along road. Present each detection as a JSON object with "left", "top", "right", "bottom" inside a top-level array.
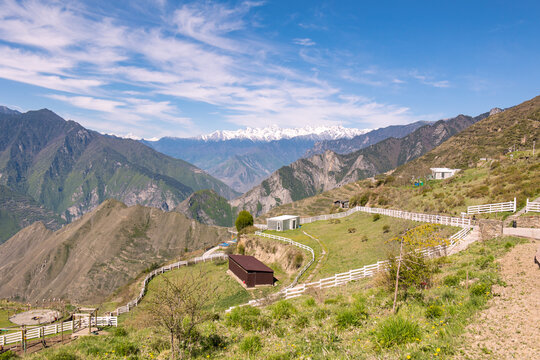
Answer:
[
  {"left": 467, "top": 198, "right": 516, "bottom": 215},
  {"left": 525, "top": 198, "right": 540, "bottom": 213}
]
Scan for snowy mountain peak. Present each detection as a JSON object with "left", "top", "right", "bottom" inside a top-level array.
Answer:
[{"left": 195, "top": 125, "right": 371, "bottom": 142}]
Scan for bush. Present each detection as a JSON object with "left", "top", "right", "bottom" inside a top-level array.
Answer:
[
  {"left": 114, "top": 341, "right": 140, "bottom": 356},
  {"left": 375, "top": 316, "right": 421, "bottom": 348},
  {"left": 239, "top": 335, "right": 262, "bottom": 355},
  {"left": 348, "top": 227, "right": 356, "bottom": 233},
  {"left": 314, "top": 308, "right": 329, "bottom": 320},
  {"left": 110, "top": 326, "right": 128, "bottom": 337},
  {"left": 475, "top": 255, "right": 495, "bottom": 270},
  {"left": 271, "top": 300, "right": 296, "bottom": 319},
  {"left": 235, "top": 211, "right": 254, "bottom": 232},
  {"left": 425, "top": 304, "right": 444, "bottom": 319},
  {"left": 335, "top": 309, "right": 361, "bottom": 328},
  {"left": 372, "top": 214, "right": 381, "bottom": 222},
  {"left": 384, "top": 252, "right": 434, "bottom": 292},
  {"left": 226, "top": 306, "right": 269, "bottom": 331},
  {"left": 49, "top": 353, "right": 79, "bottom": 360},
  {"left": 294, "top": 254, "right": 304, "bottom": 268},
  {"left": 0, "top": 351, "right": 19, "bottom": 360},
  {"left": 443, "top": 274, "right": 461, "bottom": 287},
  {"left": 470, "top": 282, "right": 492, "bottom": 297},
  {"left": 294, "top": 314, "right": 310, "bottom": 329},
  {"left": 237, "top": 244, "right": 245, "bottom": 255},
  {"left": 304, "top": 297, "right": 316, "bottom": 307},
  {"left": 382, "top": 225, "right": 390, "bottom": 233}
]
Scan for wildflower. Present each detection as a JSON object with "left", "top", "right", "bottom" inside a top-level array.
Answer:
[
  {"left": 437, "top": 348, "right": 441, "bottom": 352},
  {"left": 407, "top": 355, "right": 411, "bottom": 359}
]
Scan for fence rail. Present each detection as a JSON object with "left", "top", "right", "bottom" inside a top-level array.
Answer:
[
  {"left": 467, "top": 198, "right": 516, "bottom": 215},
  {"left": 0, "top": 316, "right": 117, "bottom": 347},
  {"left": 525, "top": 198, "right": 540, "bottom": 213},
  {"left": 113, "top": 253, "right": 228, "bottom": 316},
  {"left": 299, "top": 205, "right": 471, "bottom": 228}
]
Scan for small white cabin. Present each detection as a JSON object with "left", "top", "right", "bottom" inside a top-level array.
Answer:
[
  {"left": 430, "top": 167, "right": 460, "bottom": 180},
  {"left": 267, "top": 215, "right": 300, "bottom": 231}
]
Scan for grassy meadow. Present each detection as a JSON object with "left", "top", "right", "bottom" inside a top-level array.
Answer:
[{"left": 22, "top": 236, "right": 529, "bottom": 360}]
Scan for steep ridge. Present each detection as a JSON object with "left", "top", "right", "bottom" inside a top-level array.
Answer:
[
  {"left": 0, "top": 199, "right": 229, "bottom": 304},
  {"left": 0, "top": 109, "right": 238, "bottom": 224},
  {"left": 232, "top": 113, "right": 487, "bottom": 216},
  {"left": 0, "top": 185, "right": 64, "bottom": 243},
  {"left": 175, "top": 189, "right": 236, "bottom": 227}
]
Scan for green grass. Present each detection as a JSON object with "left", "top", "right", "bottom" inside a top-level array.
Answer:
[
  {"left": 26, "top": 236, "right": 528, "bottom": 359},
  {"left": 264, "top": 212, "right": 457, "bottom": 280}
]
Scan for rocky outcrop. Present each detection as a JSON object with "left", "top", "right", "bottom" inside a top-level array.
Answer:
[{"left": 238, "top": 235, "right": 304, "bottom": 275}]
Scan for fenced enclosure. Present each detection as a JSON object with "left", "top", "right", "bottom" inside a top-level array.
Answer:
[
  {"left": 467, "top": 198, "right": 516, "bottom": 215},
  {"left": 113, "top": 253, "right": 227, "bottom": 316},
  {"left": 283, "top": 227, "right": 472, "bottom": 299},
  {"left": 0, "top": 316, "right": 117, "bottom": 347},
  {"left": 300, "top": 205, "right": 472, "bottom": 227},
  {"left": 525, "top": 198, "right": 540, "bottom": 213},
  {"left": 254, "top": 231, "right": 315, "bottom": 288}
]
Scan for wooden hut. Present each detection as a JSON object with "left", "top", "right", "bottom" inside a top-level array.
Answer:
[{"left": 228, "top": 255, "right": 274, "bottom": 288}]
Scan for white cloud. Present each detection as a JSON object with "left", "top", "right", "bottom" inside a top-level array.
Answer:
[
  {"left": 293, "top": 38, "right": 315, "bottom": 46},
  {"left": 410, "top": 71, "right": 451, "bottom": 88},
  {"left": 0, "top": 0, "right": 424, "bottom": 137}
]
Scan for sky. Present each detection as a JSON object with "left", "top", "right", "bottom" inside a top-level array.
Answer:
[{"left": 0, "top": 0, "right": 539, "bottom": 139}]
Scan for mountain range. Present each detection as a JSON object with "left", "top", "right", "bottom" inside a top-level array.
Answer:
[
  {"left": 231, "top": 111, "right": 491, "bottom": 216},
  {"left": 143, "top": 123, "right": 425, "bottom": 192},
  {"left": 0, "top": 108, "right": 238, "bottom": 239}
]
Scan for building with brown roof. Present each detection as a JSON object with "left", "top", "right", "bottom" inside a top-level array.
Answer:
[{"left": 228, "top": 254, "right": 274, "bottom": 288}]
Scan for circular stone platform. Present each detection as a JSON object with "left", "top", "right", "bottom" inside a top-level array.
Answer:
[{"left": 9, "top": 309, "right": 61, "bottom": 326}]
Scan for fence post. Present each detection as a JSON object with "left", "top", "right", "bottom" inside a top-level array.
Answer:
[
  {"left": 525, "top": 198, "right": 529, "bottom": 213},
  {"left": 513, "top": 198, "right": 516, "bottom": 212}
]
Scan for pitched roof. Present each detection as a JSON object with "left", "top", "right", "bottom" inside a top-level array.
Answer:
[
  {"left": 267, "top": 215, "right": 299, "bottom": 221},
  {"left": 228, "top": 255, "right": 274, "bottom": 272}
]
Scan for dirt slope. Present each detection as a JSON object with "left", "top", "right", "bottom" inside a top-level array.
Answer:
[
  {"left": 0, "top": 199, "right": 229, "bottom": 304},
  {"left": 458, "top": 240, "right": 540, "bottom": 359}
]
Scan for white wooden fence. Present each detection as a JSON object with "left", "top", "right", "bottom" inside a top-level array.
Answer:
[
  {"left": 254, "top": 231, "right": 315, "bottom": 288},
  {"left": 112, "top": 253, "right": 228, "bottom": 316},
  {"left": 283, "top": 227, "right": 472, "bottom": 299},
  {"left": 467, "top": 198, "right": 516, "bottom": 215},
  {"left": 525, "top": 198, "right": 540, "bottom": 213},
  {"left": 300, "top": 205, "right": 471, "bottom": 228},
  {"left": 0, "top": 316, "right": 117, "bottom": 347}
]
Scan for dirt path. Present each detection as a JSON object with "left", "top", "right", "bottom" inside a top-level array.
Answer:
[
  {"left": 457, "top": 240, "right": 540, "bottom": 359},
  {"left": 302, "top": 231, "right": 327, "bottom": 283}
]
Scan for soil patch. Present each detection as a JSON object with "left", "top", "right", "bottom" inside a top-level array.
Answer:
[
  {"left": 9, "top": 309, "right": 60, "bottom": 326},
  {"left": 458, "top": 240, "right": 540, "bottom": 359}
]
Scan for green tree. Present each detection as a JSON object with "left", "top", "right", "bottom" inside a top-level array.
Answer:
[{"left": 235, "top": 210, "right": 254, "bottom": 232}]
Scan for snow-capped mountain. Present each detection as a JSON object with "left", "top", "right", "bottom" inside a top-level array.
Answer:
[{"left": 195, "top": 125, "right": 371, "bottom": 142}]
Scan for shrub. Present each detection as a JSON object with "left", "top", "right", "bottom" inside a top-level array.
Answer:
[
  {"left": 50, "top": 352, "right": 79, "bottom": 360},
  {"left": 470, "top": 282, "right": 492, "bottom": 297},
  {"left": 384, "top": 252, "right": 434, "bottom": 292},
  {"left": 314, "top": 308, "right": 330, "bottom": 320},
  {"left": 382, "top": 225, "right": 390, "bottom": 233},
  {"left": 372, "top": 214, "right": 381, "bottom": 221},
  {"left": 237, "top": 244, "right": 245, "bottom": 255},
  {"left": 0, "top": 351, "right": 19, "bottom": 360},
  {"left": 110, "top": 326, "right": 128, "bottom": 337},
  {"left": 425, "top": 304, "right": 444, "bottom": 319},
  {"left": 348, "top": 227, "right": 356, "bottom": 233},
  {"left": 443, "top": 274, "right": 461, "bottom": 287},
  {"left": 271, "top": 300, "right": 296, "bottom": 319},
  {"left": 201, "top": 333, "right": 226, "bottom": 351},
  {"left": 475, "top": 255, "right": 495, "bottom": 270},
  {"left": 294, "top": 254, "right": 304, "bottom": 268},
  {"left": 239, "top": 335, "right": 262, "bottom": 355},
  {"left": 304, "top": 297, "right": 316, "bottom": 307},
  {"left": 226, "top": 306, "right": 269, "bottom": 331},
  {"left": 294, "top": 314, "right": 310, "bottom": 329},
  {"left": 375, "top": 316, "right": 421, "bottom": 348},
  {"left": 442, "top": 288, "right": 456, "bottom": 301},
  {"left": 335, "top": 309, "right": 361, "bottom": 328},
  {"left": 114, "top": 341, "right": 140, "bottom": 356},
  {"left": 235, "top": 210, "right": 254, "bottom": 232},
  {"left": 144, "top": 262, "right": 161, "bottom": 273},
  {"left": 361, "top": 235, "right": 369, "bottom": 242}
]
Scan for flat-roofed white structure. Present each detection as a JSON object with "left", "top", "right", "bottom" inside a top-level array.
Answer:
[
  {"left": 267, "top": 215, "right": 300, "bottom": 231},
  {"left": 430, "top": 167, "right": 460, "bottom": 180}
]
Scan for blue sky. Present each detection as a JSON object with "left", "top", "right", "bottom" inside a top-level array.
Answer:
[{"left": 0, "top": 0, "right": 538, "bottom": 139}]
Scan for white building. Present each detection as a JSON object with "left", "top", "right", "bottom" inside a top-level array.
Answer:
[
  {"left": 430, "top": 168, "right": 460, "bottom": 180},
  {"left": 266, "top": 215, "right": 300, "bottom": 231}
]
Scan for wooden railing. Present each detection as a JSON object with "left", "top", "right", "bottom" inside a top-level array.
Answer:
[
  {"left": 299, "top": 205, "right": 471, "bottom": 227},
  {"left": 525, "top": 198, "right": 540, "bottom": 213},
  {"left": 0, "top": 316, "right": 117, "bottom": 347},
  {"left": 113, "top": 253, "right": 228, "bottom": 316},
  {"left": 467, "top": 198, "right": 516, "bottom": 215}
]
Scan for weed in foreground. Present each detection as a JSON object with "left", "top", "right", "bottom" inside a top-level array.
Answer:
[{"left": 375, "top": 316, "right": 422, "bottom": 348}]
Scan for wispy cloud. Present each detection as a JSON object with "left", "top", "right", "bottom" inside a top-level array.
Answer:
[
  {"left": 0, "top": 0, "right": 421, "bottom": 137},
  {"left": 293, "top": 38, "right": 315, "bottom": 46},
  {"left": 410, "top": 71, "right": 451, "bottom": 88}
]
